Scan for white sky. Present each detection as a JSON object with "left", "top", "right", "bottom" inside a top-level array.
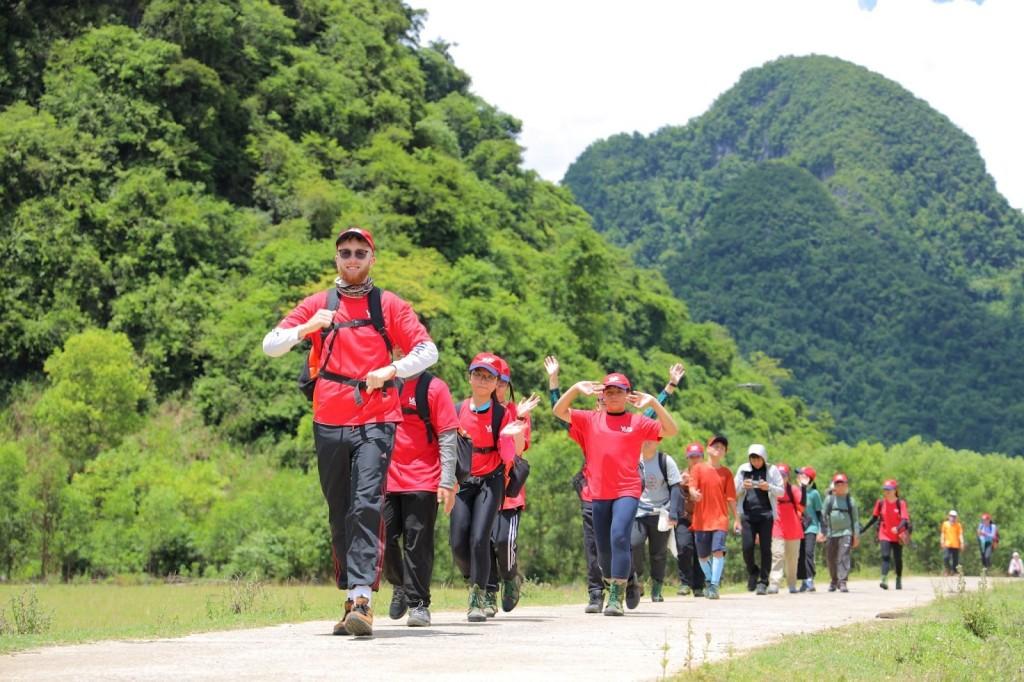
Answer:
[{"left": 415, "top": 0, "right": 1023, "bottom": 210}]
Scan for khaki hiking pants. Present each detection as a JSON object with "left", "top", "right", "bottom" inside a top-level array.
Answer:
[{"left": 769, "top": 538, "right": 801, "bottom": 590}]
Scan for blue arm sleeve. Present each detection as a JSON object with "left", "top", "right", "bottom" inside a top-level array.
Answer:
[{"left": 642, "top": 389, "right": 671, "bottom": 418}]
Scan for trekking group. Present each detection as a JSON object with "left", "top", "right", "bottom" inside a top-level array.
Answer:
[{"left": 263, "top": 227, "right": 1014, "bottom": 637}]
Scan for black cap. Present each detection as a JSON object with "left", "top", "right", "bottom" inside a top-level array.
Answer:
[{"left": 708, "top": 434, "right": 729, "bottom": 449}]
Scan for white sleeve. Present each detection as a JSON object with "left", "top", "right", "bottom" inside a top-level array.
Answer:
[
  {"left": 392, "top": 341, "right": 438, "bottom": 378},
  {"left": 262, "top": 326, "right": 303, "bottom": 357}
]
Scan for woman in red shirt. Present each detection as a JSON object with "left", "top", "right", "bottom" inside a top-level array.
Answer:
[
  {"left": 860, "top": 479, "right": 911, "bottom": 590},
  {"left": 450, "top": 353, "right": 534, "bottom": 623},
  {"left": 768, "top": 464, "right": 805, "bottom": 593},
  {"left": 553, "top": 373, "right": 678, "bottom": 616}
]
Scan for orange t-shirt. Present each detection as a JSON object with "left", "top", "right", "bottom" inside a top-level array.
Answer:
[
  {"left": 941, "top": 520, "right": 963, "bottom": 548},
  {"left": 690, "top": 462, "right": 737, "bottom": 532}
]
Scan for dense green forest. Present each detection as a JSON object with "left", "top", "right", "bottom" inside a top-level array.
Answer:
[
  {"left": 564, "top": 56, "right": 1024, "bottom": 453},
  {"left": 0, "top": 1, "right": 830, "bottom": 583}
]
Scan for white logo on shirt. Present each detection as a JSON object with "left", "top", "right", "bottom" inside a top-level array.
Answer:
[
  {"left": 408, "top": 397, "right": 417, "bottom": 407},
  {"left": 485, "top": 426, "right": 492, "bottom": 433},
  {"left": 620, "top": 426, "right": 633, "bottom": 433}
]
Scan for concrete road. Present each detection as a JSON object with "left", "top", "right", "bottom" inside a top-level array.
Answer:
[{"left": 1, "top": 577, "right": 973, "bottom": 681}]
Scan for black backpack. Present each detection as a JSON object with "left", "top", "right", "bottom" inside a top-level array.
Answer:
[
  {"left": 402, "top": 371, "right": 438, "bottom": 443},
  {"left": 455, "top": 399, "right": 507, "bottom": 484},
  {"left": 297, "top": 287, "right": 393, "bottom": 401}
]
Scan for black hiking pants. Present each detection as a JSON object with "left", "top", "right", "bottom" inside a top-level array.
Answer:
[
  {"left": 631, "top": 514, "right": 670, "bottom": 584},
  {"left": 880, "top": 540, "right": 903, "bottom": 578},
  {"left": 450, "top": 467, "right": 504, "bottom": 587},
  {"left": 674, "top": 522, "right": 705, "bottom": 590},
  {"left": 314, "top": 422, "right": 396, "bottom": 590},
  {"left": 741, "top": 515, "right": 773, "bottom": 587},
  {"left": 487, "top": 507, "right": 523, "bottom": 591},
  {"left": 383, "top": 490, "right": 438, "bottom": 606}
]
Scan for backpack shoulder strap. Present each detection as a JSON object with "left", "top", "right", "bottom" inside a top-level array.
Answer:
[
  {"left": 491, "top": 401, "right": 506, "bottom": 450},
  {"left": 415, "top": 372, "right": 436, "bottom": 443},
  {"left": 368, "top": 287, "right": 393, "bottom": 354},
  {"left": 658, "top": 451, "right": 668, "bottom": 483}
]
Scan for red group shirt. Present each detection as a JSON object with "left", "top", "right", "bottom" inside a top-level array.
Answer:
[
  {"left": 872, "top": 498, "right": 910, "bottom": 543},
  {"left": 568, "top": 410, "right": 663, "bottom": 500},
  {"left": 278, "top": 289, "right": 432, "bottom": 426},
  {"left": 772, "top": 484, "right": 805, "bottom": 540},
  {"left": 387, "top": 374, "right": 460, "bottom": 494},
  {"left": 458, "top": 400, "right": 514, "bottom": 477},
  {"left": 690, "top": 462, "right": 737, "bottom": 532}
]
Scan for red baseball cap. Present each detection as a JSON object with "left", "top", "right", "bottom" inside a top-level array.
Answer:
[
  {"left": 685, "top": 442, "right": 705, "bottom": 458},
  {"left": 335, "top": 227, "right": 375, "bottom": 251},
  {"left": 797, "top": 466, "right": 817, "bottom": 481},
  {"left": 882, "top": 479, "right": 899, "bottom": 490},
  {"left": 832, "top": 473, "right": 849, "bottom": 484},
  {"left": 468, "top": 353, "right": 500, "bottom": 377},
  {"left": 493, "top": 355, "right": 511, "bottom": 382},
  {"left": 602, "top": 373, "right": 631, "bottom": 391},
  {"left": 981, "top": 512, "right": 991, "bottom": 521},
  {"left": 776, "top": 463, "right": 790, "bottom": 477}
]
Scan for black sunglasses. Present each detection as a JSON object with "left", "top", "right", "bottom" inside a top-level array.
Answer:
[{"left": 337, "top": 248, "right": 371, "bottom": 260}]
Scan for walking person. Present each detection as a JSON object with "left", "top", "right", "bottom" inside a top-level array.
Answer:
[
  {"left": 795, "top": 467, "right": 823, "bottom": 592},
  {"left": 819, "top": 473, "right": 860, "bottom": 592},
  {"left": 688, "top": 435, "right": 738, "bottom": 600},
  {"left": 675, "top": 442, "right": 709, "bottom": 597},
  {"left": 384, "top": 370, "right": 459, "bottom": 627},
  {"left": 262, "top": 227, "right": 438, "bottom": 637},
  {"left": 734, "top": 443, "right": 782, "bottom": 595},
  {"left": 554, "top": 373, "right": 678, "bottom": 616},
  {"left": 977, "top": 513, "right": 999, "bottom": 573},
  {"left": 485, "top": 356, "right": 536, "bottom": 615},
  {"left": 940, "top": 510, "right": 964, "bottom": 577},
  {"left": 859, "top": 479, "right": 911, "bottom": 590},
  {"left": 768, "top": 464, "right": 804, "bottom": 594},
  {"left": 630, "top": 444, "right": 683, "bottom": 602},
  {"left": 451, "top": 353, "right": 534, "bottom": 622}
]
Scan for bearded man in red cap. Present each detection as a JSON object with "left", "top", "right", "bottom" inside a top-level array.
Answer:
[{"left": 263, "top": 227, "right": 437, "bottom": 636}]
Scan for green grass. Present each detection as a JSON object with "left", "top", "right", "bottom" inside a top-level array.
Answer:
[
  {"left": 0, "top": 578, "right": 584, "bottom": 654},
  {"left": 675, "top": 579, "right": 1024, "bottom": 681}
]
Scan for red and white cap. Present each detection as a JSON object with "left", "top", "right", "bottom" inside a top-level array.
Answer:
[
  {"left": 335, "top": 227, "right": 375, "bottom": 251},
  {"left": 493, "top": 355, "right": 511, "bottom": 382},
  {"left": 602, "top": 373, "right": 631, "bottom": 391},
  {"left": 882, "top": 479, "right": 899, "bottom": 490},
  {"left": 468, "top": 353, "right": 501, "bottom": 376},
  {"left": 832, "top": 473, "right": 849, "bottom": 484},
  {"left": 685, "top": 442, "right": 705, "bottom": 458}
]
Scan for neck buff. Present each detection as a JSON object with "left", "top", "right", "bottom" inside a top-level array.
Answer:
[{"left": 335, "top": 276, "right": 374, "bottom": 298}]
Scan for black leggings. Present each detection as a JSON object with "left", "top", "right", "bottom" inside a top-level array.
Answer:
[
  {"left": 880, "top": 540, "right": 903, "bottom": 577},
  {"left": 741, "top": 515, "right": 773, "bottom": 586},
  {"left": 450, "top": 469, "right": 504, "bottom": 587}
]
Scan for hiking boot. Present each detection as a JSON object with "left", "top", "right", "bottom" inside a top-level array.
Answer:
[
  {"left": 766, "top": 585, "right": 779, "bottom": 594},
  {"left": 651, "top": 580, "right": 664, "bottom": 603},
  {"left": 677, "top": 584, "right": 692, "bottom": 596},
  {"left": 604, "top": 582, "right": 625, "bottom": 616},
  {"left": 707, "top": 584, "right": 720, "bottom": 600},
  {"left": 343, "top": 597, "right": 374, "bottom": 637},
  {"left": 625, "top": 574, "right": 641, "bottom": 610},
  {"left": 483, "top": 590, "right": 498, "bottom": 618},
  {"left": 755, "top": 583, "right": 767, "bottom": 596},
  {"left": 332, "top": 599, "right": 354, "bottom": 635},
  {"left": 467, "top": 585, "right": 487, "bottom": 622},
  {"left": 895, "top": 576, "right": 902, "bottom": 590},
  {"left": 389, "top": 587, "right": 408, "bottom": 620},
  {"left": 839, "top": 582, "right": 849, "bottom": 593},
  {"left": 747, "top": 575, "right": 758, "bottom": 592},
  {"left": 501, "top": 575, "right": 522, "bottom": 612},
  {"left": 828, "top": 583, "right": 838, "bottom": 592},
  {"left": 879, "top": 576, "right": 889, "bottom": 590},
  {"left": 585, "top": 589, "right": 604, "bottom": 613},
  {"left": 407, "top": 603, "right": 431, "bottom": 627},
  {"left": 693, "top": 588, "right": 704, "bottom": 598}
]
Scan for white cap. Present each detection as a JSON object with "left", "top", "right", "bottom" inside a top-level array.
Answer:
[
  {"left": 747, "top": 443, "right": 767, "bottom": 458},
  {"left": 949, "top": 510, "right": 958, "bottom": 517}
]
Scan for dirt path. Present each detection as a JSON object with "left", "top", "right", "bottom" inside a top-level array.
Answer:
[{"left": 1, "top": 577, "right": 975, "bottom": 681}]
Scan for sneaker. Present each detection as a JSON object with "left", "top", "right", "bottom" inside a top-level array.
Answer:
[
  {"left": 839, "top": 582, "right": 849, "bottom": 593},
  {"left": 677, "top": 585, "right": 692, "bottom": 596},
  {"left": 407, "top": 603, "right": 431, "bottom": 627},
  {"left": 604, "top": 582, "right": 625, "bottom": 616},
  {"left": 806, "top": 581, "right": 816, "bottom": 593},
  {"left": 705, "top": 584, "right": 720, "bottom": 600},
  {"left": 501, "top": 575, "right": 522, "bottom": 612},
  {"left": 895, "top": 577, "right": 902, "bottom": 590},
  {"left": 693, "top": 588, "right": 704, "bottom": 598},
  {"left": 585, "top": 589, "right": 604, "bottom": 614},
  {"left": 483, "top": 590, "right": 498, "bottom": 618},
  {"left": 788, "top": 587, "right": 799, "bottom": 594},
  {"left": 389, "top": 587, "right": 408, "bottom": 620},
  {"left": 651, "top": 580, "right": 664, "bottom": 603},
  {"left": 467, "top": 585, "right": 486, "bottom": 622},
  {"left": 332, "top": 599, "right": 353, "bottom": 636},
  {"left": 747, "top": 575, "right": 757, "bottom": 592},
  {"left": 343, "top": 597, "right": 374, "bottom": 637},
  {"left": 879, "top": 578, "right": 889, "bottom": 590},
  {"left": 798, "top": 581, "right": 809, "bottom": 593},
  {"left": 625, "top": 575, "right": 641, "bottom": 610},
  {"left": 828, "top": 583, "right": 838, "bottom": 592},
  {"left": 755, "top": 583, "right": 767, "bottom": 596},
  {"left": 766, "top": 585, "right": 779, "bottom": 594}
]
